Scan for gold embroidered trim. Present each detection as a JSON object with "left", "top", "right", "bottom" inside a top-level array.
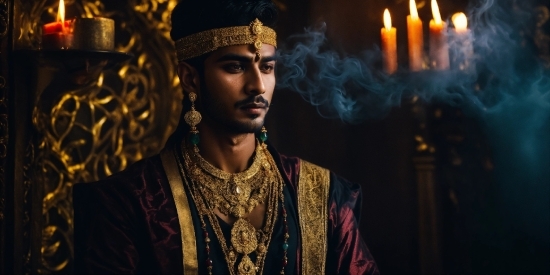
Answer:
[
  {"left": 175, "top": 18, "right": 277, "bottom": 62},
  {"left": 160, "top": 148, "right": 198, "bottom": 274},
  {"left": 297, "top": 160, "right": 330, "bottom": 274}
]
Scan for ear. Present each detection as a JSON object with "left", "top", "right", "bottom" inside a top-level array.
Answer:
[{"left": 177, "top": 62, "right": 201, "bottom": 94}]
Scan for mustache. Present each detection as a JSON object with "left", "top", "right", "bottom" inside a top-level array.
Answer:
[{"left": 235, "top": 95, "right": 270, "bottom": 108}]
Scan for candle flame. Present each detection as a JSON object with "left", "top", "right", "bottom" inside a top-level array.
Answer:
[
  {"left": 384, "top": 9, "right": 392, "bottom": 31},
  {"left": 57, "top": 0, "right": 65, "bottom": 23},
  {"left": 452, "top": 12, "right": 468, "bottom": 32},
  {"left": 410, "top": 0, "right": 419, "bottom": 20},
  {"left": 431, "top": 0, "right": 442, "bottom": 25}
]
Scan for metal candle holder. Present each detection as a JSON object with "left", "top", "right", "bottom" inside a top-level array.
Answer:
[{"left": 72, "top": 17, "right": 115, "bottom": 51}]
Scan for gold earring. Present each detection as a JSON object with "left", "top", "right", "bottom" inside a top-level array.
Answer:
[{"left": 184, "top": 92, "right": 202, "bottom": 147}]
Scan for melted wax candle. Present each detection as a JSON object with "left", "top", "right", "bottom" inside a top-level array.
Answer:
[
  {"left": 449, "top": 12, "right": 475, "bottom": 73},
  {"left": 381, "top": 9, "right": 397, "bottom": 74},
  {"left": 42, "top": 0, "right": 74, "bottom": 50},
  {"left": 407, "top": 0, "right": 424, "bottom": 71},
  {"left": 428, "top": 0, "right": 449, "bottom": 70}
]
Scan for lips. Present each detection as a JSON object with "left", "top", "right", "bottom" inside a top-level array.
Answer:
[
  {"left": 240, "top": 103, "right": 267, "bottom": 109},
  {"left": 236, "top": 96, "right": 269, "bottom": 116},
  {"left": 240, "top": 102, "right": 266, "bottom": 116}
]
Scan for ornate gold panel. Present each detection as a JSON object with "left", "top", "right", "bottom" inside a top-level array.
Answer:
[{"left": 16, "top": 0, "right": 182, "bottom": 272}]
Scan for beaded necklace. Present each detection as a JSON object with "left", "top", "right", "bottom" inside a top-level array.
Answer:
[{"left": 176, "top": 140, "right": 289, "bottom": 274}]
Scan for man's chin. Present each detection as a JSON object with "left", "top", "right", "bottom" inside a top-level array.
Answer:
[
  {"left": 205, "top": 110, "right": 266, "bottom": 134},
  {"left": 229, "top": 118, "right": 264, "bottom": 134}
]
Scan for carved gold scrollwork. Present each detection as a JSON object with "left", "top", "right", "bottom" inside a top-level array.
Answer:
[{"left": 20, "top": 0, "right": 182, "bottom": 272}]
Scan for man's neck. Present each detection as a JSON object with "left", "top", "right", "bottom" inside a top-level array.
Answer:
[{"left": 194, "top": 123, "right": 257, "bottom": 174}]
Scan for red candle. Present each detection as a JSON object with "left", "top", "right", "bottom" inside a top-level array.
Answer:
[
  {"left": 429, "top": 0, "right": 449, "bottom": 70},
  {"left": 407, "top": 0, "right": 424, "bottom": 71},
  {"left": 43, "top": 20, "right": 71, "bottom": 34},
  {"left": 42, "top": 0, "right": 73, "bottom": 50},
  {"left": 381, "top": 9, "right": 397, "bottom": 74}
]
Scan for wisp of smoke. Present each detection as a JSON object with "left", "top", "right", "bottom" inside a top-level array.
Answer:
[{"left": 276, "top": 0, "right": 549, "bottom": 243}]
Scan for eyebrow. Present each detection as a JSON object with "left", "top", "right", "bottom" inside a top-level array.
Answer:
[{"left": 215, "top": 53, "right": 277, "bottom": 63}]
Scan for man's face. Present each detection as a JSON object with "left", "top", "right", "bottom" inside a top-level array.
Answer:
[{"left": 197, "top": 43, "right": 276, "bottom": 134}]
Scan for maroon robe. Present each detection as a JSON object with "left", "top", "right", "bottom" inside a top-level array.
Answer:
[{"left": 73, "top": 144, "right": 379, "bottom": 274}]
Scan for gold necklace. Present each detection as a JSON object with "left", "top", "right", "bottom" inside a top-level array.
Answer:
[
  {"left": 187, "top": 142, "right": 270, "bottom": 218},
  {"left": 181, "top": 141, "right": 284, "bottom": 275}
]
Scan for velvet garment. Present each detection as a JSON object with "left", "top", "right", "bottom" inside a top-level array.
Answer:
[{"left": 74, "top": 144, "right": 379, "bottom": 274}]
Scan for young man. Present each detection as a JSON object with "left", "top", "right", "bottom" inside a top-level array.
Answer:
[{"left": 73, "top": 0, "right": 379, "bottom": 274}]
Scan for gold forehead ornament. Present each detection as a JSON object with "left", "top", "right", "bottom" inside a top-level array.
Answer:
[{"left": 175, "top": 18, "right": 277, "bottom": 62}]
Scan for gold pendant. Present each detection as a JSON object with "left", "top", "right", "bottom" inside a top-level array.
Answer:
[
  {"left": 237, "top": 255, "right": 256, "bottom": 275},
  {"left": 230, "top": 177, "right": 252, "bottom": 204},
  {"left": 231, "top": 218, "right": 257, "bottom": 254}
]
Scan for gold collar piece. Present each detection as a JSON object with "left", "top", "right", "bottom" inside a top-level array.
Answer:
[{"left": 175, "top": 18, "right": 277, "bottom": 62}]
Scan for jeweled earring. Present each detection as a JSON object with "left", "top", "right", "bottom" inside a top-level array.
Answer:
[
  {"left": 184, "top": 92, "right": 202, "bottom": 147},
  {"left": 259, "top": 126, "right": 268, "bottom": 144}
]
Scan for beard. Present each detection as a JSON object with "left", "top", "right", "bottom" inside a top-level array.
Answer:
[{"left": 199, "top": 84, "right": 269, "bottom": 134}]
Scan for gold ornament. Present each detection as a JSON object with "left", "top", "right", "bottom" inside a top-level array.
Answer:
[
  {"left": 175, "top": 18, "right": 277, "bottom": 62},
  {"left": 188, "top": 142, "right": 270, "bottom": 217},
  {"left": 184, "top": 92, "right": 202, "bottom": 146},
  {"left": 231, "top": 219, "right": 258, "bottom": 254},
  {"left": 180, "top": 140, "right": 284, "bottom": 275},
  {"left": 184, "top": 92, "right": 201, "bottom": 128},
  {"left": 237, "top": 255, "right": 256, "bottom": 275}
]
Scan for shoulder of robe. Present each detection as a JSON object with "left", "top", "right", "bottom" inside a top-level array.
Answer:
[{"left": 73, "top": 154, "right": 164, "bottom": 194}]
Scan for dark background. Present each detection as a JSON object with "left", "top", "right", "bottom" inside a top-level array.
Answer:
[
  {"left": 2, "top": 0, "right": 548, "bottom": 274},
  {"left": 266, "top": 0, "right": 550, "bottom": 274}
]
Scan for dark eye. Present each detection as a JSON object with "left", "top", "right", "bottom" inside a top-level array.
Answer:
[
  {"left": 261, "top": 63, "right": 275, "bottom": 73},
  {"left": 224, "top": 63, "right": 245, "bottom": 73}
]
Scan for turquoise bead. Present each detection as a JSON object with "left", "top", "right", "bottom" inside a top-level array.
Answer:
[
  {"left": 259, "top": 132, "right": 268, "bottom": 142},
  {"left": 283, "top": 243, "right": 289, "bottom": 250},
  {"left": 190, "top": 133, "right": 200, "bottom": 145}
]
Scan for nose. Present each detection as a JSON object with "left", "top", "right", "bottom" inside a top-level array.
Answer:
[{"left": 245, "top": 66, "right": 266, "bottom": 95}]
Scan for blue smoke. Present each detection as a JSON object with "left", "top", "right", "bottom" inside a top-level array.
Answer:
[{"left": 276, "top": 0, "right": 549, "bottom": 245}]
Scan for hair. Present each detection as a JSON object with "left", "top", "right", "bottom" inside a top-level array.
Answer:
[{"left": 165, "top": 0, "right": 278, "bottom": 147}]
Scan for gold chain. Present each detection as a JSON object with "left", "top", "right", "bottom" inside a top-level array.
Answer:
[
  {"left": 186, "top": 142, "right": 269, "bottom": 218},
  {"left": 180, "top": 141, "right": 284, "bottom": 275}
]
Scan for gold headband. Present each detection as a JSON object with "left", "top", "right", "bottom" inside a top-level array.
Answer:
[{"left": 175, "top": 18, "right": 277, "bottom": 62}]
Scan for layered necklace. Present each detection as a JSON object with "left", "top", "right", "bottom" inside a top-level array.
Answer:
[{"left": 179, "top": 140, "right": 289, "bottom": 275}]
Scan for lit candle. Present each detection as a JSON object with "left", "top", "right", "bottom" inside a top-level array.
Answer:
[
  {"left": 452, "top": 12, "right": 468, "bottom": 34},
  {"left": 381, "top": 9, "right": 397, "bottom": 74},
  {"left": 450, "top": 12, "right": 474, "bottom": 72},
  {"left": 42, "top": 0, "right": 74, "bottom": 49},
  {"left": 407, "top": 0, "right": 424, "bottom": 71},
  {"left": 429, "top": 0, "right": 449, "bottom": 70}
]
